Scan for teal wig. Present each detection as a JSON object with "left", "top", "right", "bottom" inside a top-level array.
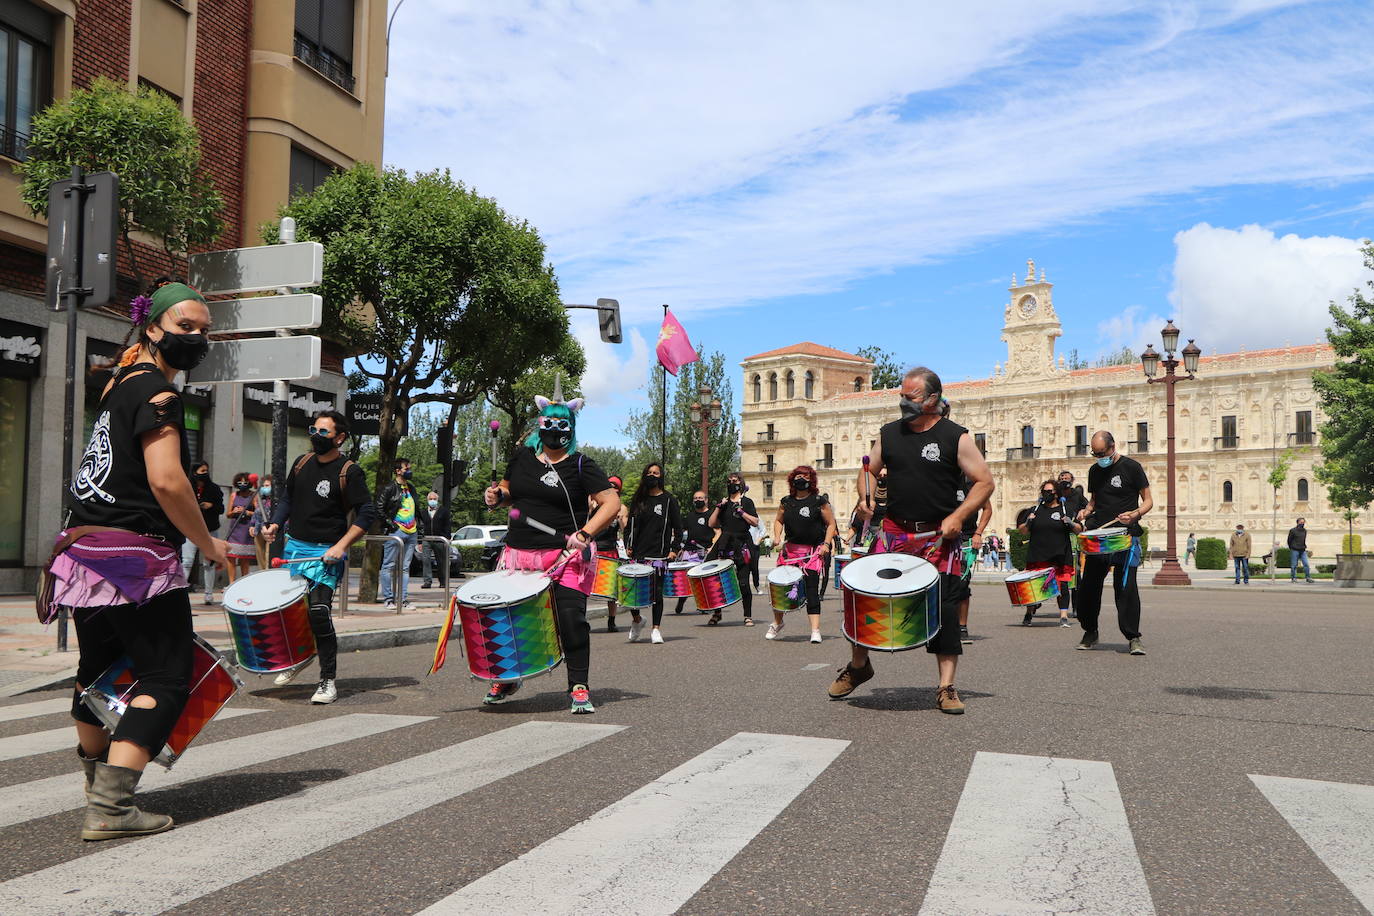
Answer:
[{"left": 525, "top": 400, "right": 580, "bottom": 454}]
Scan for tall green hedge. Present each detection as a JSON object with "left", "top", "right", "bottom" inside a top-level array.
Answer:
[
  {"left": 1008, "top": 529, "right": 1029, "bottom": 570},
  {"left": 1196, "top": 537, "right": 1227, "bottom": 569},
  {"left": 1342, "top": 534, "right": 1364, "bottom": 554}
]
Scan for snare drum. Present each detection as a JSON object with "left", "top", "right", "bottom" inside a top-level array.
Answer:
[
  {"left": 81, "top": 635, "right": 242, "bottom": 768},
  {"left": 1004, "top": 567, "right": 1059, "bottom": 607},
  {"left": 456, "top": 572, "right": 562, "bottom": 683},
  {"left": 688, "top": 559, "right": 741, "bottom": 611},
  {"left": 833, "top": 553, "right": 853, "bottom": 584},
  {"left": 663, "top": 562, "right": 696, "bottom": 599},
  {"left": 839, "top": 553, "right": 941, "bottom": 651},
  {"left": 222, "top": 569, "right": 316, "bottom": 674},
  {"left": 615, "top": 563, "right": 654, "bottom": 609},
  {"left": 767, "top": 565, "right": 806, "bottom": 613},
  {"left": 1079, "top": 527, "right": 1133, "bottom": 555},
  {"left": 591, "top": 553, "right": 621, "bottom": 600}
]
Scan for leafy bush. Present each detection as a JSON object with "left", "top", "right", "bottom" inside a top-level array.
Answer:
[
  {"left": 1275, "top": 547, "right": 1291, "bottom": 569},
  {"left": 458, "top": 545, "right": 487, "bottom": 568},
  {"left": 1008, "top": 529, "right": 1029, "bottom": 570},
  {"left": 1196, "top": 537, "right": 1227, "bottom": 569},
  {"left": 1318, "top": 564, "right": 1336, "bottom": 574},
  {"left": 1341, "top": 534, "right": 1363, "bottom": 554},
  {"left": 1251, "top": 563, "right": 1267, "bottom": 575}
]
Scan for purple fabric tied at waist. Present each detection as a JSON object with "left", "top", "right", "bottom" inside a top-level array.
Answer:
[{"left": 45, "top": 530, "right": 188, "bottom": 621}]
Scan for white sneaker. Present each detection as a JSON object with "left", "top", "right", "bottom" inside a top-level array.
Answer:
[
  {"left": 627, "top": 618, "right": 644, "bottom": 643},
  {"left": 384, "top": 600, "right": 396, "bottom": 610},
  {"left": 810, "top": 630, "right": 822, "bottom": 644},
  {"left": 273, "top": 663, "right": 309, "bottom": 686},
  {"left": 310, "top": 679, "right": 337, "bottom": 704},
  {"left": 650, "top": 628, "right": 664, "bottom": 644},
  {"left": 766, "top": 622, "right": 783, "bottom": 640}
]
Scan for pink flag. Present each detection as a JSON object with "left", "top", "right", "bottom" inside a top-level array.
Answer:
[{"left": 656, "top": 309, "right": 699, "bottom": 376}]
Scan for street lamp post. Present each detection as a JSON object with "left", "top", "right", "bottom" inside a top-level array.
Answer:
[
  {"left": 1141, "top": 321, "right": 1201, "bottom": 586},
  {"left": 689, "top": 383, "right": 724, "bottom": 495}
]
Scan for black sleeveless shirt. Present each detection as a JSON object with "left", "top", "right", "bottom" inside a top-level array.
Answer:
[
  {"left": 781, "top": 492, "right": 829, "bottom": 545},
  {"left": 66, "top": 363, "right": 190, "bottom": 544},
  {"left": 880, "top": 416, "right": 966, "bottom": 525}
]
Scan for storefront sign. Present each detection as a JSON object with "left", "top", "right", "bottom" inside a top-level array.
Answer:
[
  {"left": 0, "top": 319, "right": 43, "bottom": 379},
  {"left": 243, "top": 383, "right": 337, "bottom": 427},
  {"left": 347, "top": 394, "right": 407, "bottom": 437}
]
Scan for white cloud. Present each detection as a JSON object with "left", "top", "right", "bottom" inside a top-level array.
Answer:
[
  {"left": 1096, "top": 304, "right": 1169, "bottom": 356},
  {"left": 571, "top": 315, "right": 651, "bottom": 415},
  {"left": 1169, "top": 223, "right": 1371, "bottom": 350}
]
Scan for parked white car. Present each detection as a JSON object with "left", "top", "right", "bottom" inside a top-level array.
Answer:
[{"left": 451, "top": 524, "right": 508, "bottom": 548}]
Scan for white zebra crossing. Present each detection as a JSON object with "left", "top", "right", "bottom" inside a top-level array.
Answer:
[
  {"left": 421, "top": 731, "right": 850, "bottom": 915},
  {"left": 0, "top": 712, "right": 432, "bottom": 829},
  {"left": 1251, "top": 773, "right": 1374, "bottom": 911},
  {"left": 0, "top": 707, "right": 264, "bottom": 762},
  {"left": 0, "top": 720, "right": 625, "bottom": 916},
  {"left": 0, "top": 698, "right": 71, "bottom": 722},
  {"left": 919, "top": 751, "right": 1156, "bottom": 915}
]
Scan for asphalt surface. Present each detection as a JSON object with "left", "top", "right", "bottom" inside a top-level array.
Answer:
[{"left": 0, "top": 583, "right": 1370, "bottom": 915}]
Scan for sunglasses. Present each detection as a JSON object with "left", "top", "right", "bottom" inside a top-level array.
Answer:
[
  {"left": 1090, "top": 449, "right": 1111, "bottom": 459},
  {"left": 538, "top": 417, "right": 572, "bottom": 431},
  {"left": 307, "top": 426, "right": 337, "bottom": 437}
]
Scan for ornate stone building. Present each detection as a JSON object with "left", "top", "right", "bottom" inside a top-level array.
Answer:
[{"left": 740, "top": 261, "right": 1359, "bottom": 558}]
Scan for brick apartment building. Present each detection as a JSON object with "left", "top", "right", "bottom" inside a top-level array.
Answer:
[{"left": 0, "top": 1, "right": 388, "bottom": 591}]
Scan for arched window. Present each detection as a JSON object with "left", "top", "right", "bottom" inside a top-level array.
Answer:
[
  {"left": 768, "top": 372, "right": 778, "bottom": 400},
  {"left": 784, "top": 371, "right": 795, "bottom": 399},
  {"left": 1222, "top": 480, "right": 1233, "bottom": 503},
  {"left": 853, "top": 376, "right": 863, "bottom": 392},
  {"left": 1297, "top": 478, "right": 1309, "bottom": 501},
  {"left": 752, "top": 374, "right": 761, "bottom": 403},
  {"left": 804, "top": 371, "right": 815, "bottom": 399}
]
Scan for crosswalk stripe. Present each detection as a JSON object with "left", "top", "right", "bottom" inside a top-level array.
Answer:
[
  {"left": 0, "top": 713, "right": 433, "bottom": 829},
  {"left": 1251, "top": 774, "right": 1374, "bottom": 910},
  {"left": 0, "top": 707, "right": 264, "bottom": 763},
  {"left": 420, "top": 731, "right": 850, "bottom": 916},
  {"left": 919, "top": 751, "right": 1155, "bottom": 915},
  {"left": 0, "top": 720, "right": 625, "bottom": 915},
  {"left": 0, "top": 698, "right": 71, "bottom": 722}
]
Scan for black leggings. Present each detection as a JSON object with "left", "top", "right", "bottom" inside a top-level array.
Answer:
[
  {"left": 802, "top": 568, "right": 821, "bottom": 614},
  {"left": 307, "top": 582, "right": 339, "bottom": 679},
  {"left": 72, "top": 589, "right": 194, "bottom": 757},
  {"left": 552, "top": 583, "right": 591, "bottom": 689},
  {"left": 736, "top": 562, "right": 753, "bottom": 618}
]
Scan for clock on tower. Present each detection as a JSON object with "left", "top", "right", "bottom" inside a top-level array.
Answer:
[{"left": 997, "top": 259, "right": 1063, "bottom": 382}]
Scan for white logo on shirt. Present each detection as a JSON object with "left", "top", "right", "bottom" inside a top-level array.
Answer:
[
  {"left": 956, "top": 488, "right": 966, "bottom": 503},
  {"left": 1051, "top": 512, "right": 1061, "bottom": 521},
  {"left": 654, "top": 503, "right": 664, "bottom": 516},
  {"left": 316, "top": 479, "right": 331, "bottom": 499},
  {"left": 921, "top": 443, "right": 941, "bottom": 462},
  {"left": 799, "top": 506, "right": 812, "bottom": 518},
  {"left": 71, "top": 410, "right": 116, "bottom": 504},
  {"left": 1110, "top": 475, "right": 1122, "bottom": 488},
  {"left": 540, "top": 470, "right": 560, "bottom": 488}
]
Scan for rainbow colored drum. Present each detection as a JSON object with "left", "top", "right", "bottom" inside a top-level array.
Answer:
[
  {"left": 457, "top": 572, "right": 562, "bottom": 683},
  {"left": 615, "top": 563, "right": 654, "bottom": 608},
  {"left": 839, "top": 553, "right": 941, "bottom": 652},
  {"left": 663, "top": 562, "right": 695, "bottom": 599},
  {"left": 222, "top": 569, "right": 316, "bottom": 674},
  {"left": 1004, "top": 567, "right": 1059, "bottom": 607},
  {"left": 591, "top": 553, "right": 621, "bottom": 600},
  {"left": 688, "top": 559, "right": 741, "bottom": 611},
  {"left": 81, "top": 635, "right": 242, "bottom": 768},
  {"left": 767, "top": 565, "right": 806, "bottom": 613},
  {"left": 1079, "top": 527, "right": 1132, "bottom": 555}
]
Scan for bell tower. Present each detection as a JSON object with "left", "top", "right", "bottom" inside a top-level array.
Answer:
[{"left": 996, "top": 258, "right": 1064, "bottom": 383}]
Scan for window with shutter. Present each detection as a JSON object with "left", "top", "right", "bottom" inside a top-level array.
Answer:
[{"left": 294, "top": 0, "right": 355, "bottom": 92}]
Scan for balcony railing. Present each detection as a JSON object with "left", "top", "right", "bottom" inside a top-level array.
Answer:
[
  {"left": 1065, "top": 444, "right": 1089, "bottom": 458},
  {"left": 1288, "top": 431, "right": 1317, "bottom": 446},
  {"left": 756, "top": 431, "right": 777, "bottom": 442},
  {"left": 1, "top": 126, "right": 31, "bottom": 162},
  {"left": 758, "top": 462, "right": 776, "bottom": 473},
  {"left": 1214, "top": 435, "right": 1239, "bottom": 450},
  {"left": 1006, "top": 446, "right": 1042, "bottom": 461},
  {"left": 294, "top": 35, "right": 356, "bottom": 93},
  {"left": 1126, "top": 439, "right": 1150, "bottom": 454},
  {"left": 815, "top": 457, "right": 834, "bottom": 469}
]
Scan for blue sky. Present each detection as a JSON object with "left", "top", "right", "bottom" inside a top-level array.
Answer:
[{"left": 382, "top": 0, "right": 1374, "bottom": 449}]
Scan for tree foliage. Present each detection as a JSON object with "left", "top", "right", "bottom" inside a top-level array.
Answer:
[
  {"left": 1313, "top": 241, "right": 1374, "bottom": 509},
  {"left": 855, "top": 345, "right": 902, "bottom": 390},
  {"left": 1267, "top": 448, "right": 1296, "bottom": 492},
  {"left": 19, "top": 77, "right": 224, "bottom": 290}
]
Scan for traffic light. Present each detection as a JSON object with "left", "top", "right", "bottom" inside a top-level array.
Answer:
[
  {"left": 596, "top": 298, "right": 622, "bottom": 344},
  {"left": 452, "top": 458, "right": 469, "bottom": 486}
]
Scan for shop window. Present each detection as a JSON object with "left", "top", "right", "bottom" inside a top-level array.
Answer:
[
  {"left": 0, "top": 376, "right": 30, "bottom": 564},
  {"left": 0, "top": 7, "right": 53, "bottom": 162},
  {"left": 294, "top": 0, "right": 356, "bottom": 92}
]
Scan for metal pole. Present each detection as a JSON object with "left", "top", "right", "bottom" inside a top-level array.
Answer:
[
  {"left": 271, "top": 218, "right": 296, "bottom": 517},
  {"left": 660, "top": 304, "right": 668, "bottom": 468},
  {"left": 700, "top": 416, "right": 710, "bottom": 496},
  {"left": 57, "top": 165, "right": 91, "bottom": 651},
  {"left": 1152, "top": 359, "right": 1191, "bottom": 585},
  {"left": 1271, "top": 401, "right": 1279, "bottom": 581}
]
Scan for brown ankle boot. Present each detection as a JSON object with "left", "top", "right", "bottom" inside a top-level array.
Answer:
[
  {"left": 76, "top": 745, "right": 106, "bottom": 800},
  {"left": 81, "top": 762, "right": 173, "bottom": 841}
]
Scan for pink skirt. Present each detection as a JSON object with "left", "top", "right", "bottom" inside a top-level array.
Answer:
[{"left": 499, "top": 545, "right": 596, "bottom": 595}]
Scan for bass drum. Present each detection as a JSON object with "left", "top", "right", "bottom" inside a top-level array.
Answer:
[{"left": 838, "top": 553, "right": 941, "bottom": 651}]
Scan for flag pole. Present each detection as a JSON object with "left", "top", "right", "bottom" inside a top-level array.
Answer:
[{"left": 661, "top": 304, "right": 669, "bottom": 467}]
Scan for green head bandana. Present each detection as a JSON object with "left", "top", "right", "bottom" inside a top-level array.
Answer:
[{"left": 145, "top": 282, "right": 206, "bottom": 326}]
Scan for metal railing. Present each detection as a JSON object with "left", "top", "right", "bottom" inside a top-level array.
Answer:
[
  {"left": 1214, "top": 435, "right": 1239, "bottom": 449},
  {"left": 1126, "top": 438, "right": 1150, "bottom": 454},
  {"left": 1287, "top": 431, "right": 1317, "bottom": 446},
  {"left": 0, "top": 126, "right": 31, "bottom": 162},
  {"left": 756, "top": 431, "right": 777, "bottom": 441},
  {"left": 1005, "top": 445, "right": 1042, "bottom": 461},
  {"left": 293, "top": 34, "right": 357, "bottom": 92},
  {"left": 1065, "top": 444, "right": 1089, "bottom": 458},
  {"left": 815, "top": 457, "right": 834, "bottom": 469},
  {"left": 336, "top": 534, "right": 452, "bottom": 616}
]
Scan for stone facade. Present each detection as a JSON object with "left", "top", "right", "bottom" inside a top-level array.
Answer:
[{"left": 740, "top": 261, "right": 1361, "bottom": 559}]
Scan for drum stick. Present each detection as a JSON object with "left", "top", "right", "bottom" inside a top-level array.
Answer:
[
  {"left": 509, "top": 508, "right": 558, "bottom": 536},
  {"left": 488, "top": 419, "right": 501, "bottom": 484},
  {"left": 859, "top": 455, "right": 873, "bottom": 547},
  {"left": 270, "top": 556, "right": 326, "bottom": 568}
]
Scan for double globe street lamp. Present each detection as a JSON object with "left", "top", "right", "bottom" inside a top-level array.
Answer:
[
  {"left": 690, "top": 384, "right": 724, "bottom": 495},
  {"left": 1140, "top": 320, "right": 1202, "bottom": 586}
]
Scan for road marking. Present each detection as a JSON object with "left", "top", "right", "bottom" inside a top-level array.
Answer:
[
  {"left": 1251, "top": 774, "right": 1374, "bottom": 910},
  {"left": 421, "top": 731, "right": 850, "bottom": 915},
  {"left": 0, "top": 698, "right": 70, "bottom": 722},
  {"left": 0, "top": 713, "right": 432, "bottom": 829},
  {"left": 0, "top": 721, "right": 624, "bottom": 915},
  {"left": 919, "top": 751, "right": 1155, "bottom": 915},
  {"left": 802, "top": 663, "right": 829, "bottom": 670},
  {"left": 0, "top": 707, "right": 263, "bottom": 763}
]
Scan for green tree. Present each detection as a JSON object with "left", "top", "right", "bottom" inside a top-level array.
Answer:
[
  {"left": 855, "top": 345, "right": 902, "bottom": 390},
  {"left": 580, "top": 445, "right": 635, "bottom": 486},
  {"left": 484, "top": 337, "right": 586, "bottom": 464},
  {"left": 1313, "top": 241, "right": 1374, "bottom": 508},
  {"left": 1064, "top": 348, "right": 1090, "bottom": 370},
  {"left": 1093, "top": 346, "right": 1138, "bottom": 368},
  {"left": 19, "top": 77, "right": 224, "bottom": 291}
]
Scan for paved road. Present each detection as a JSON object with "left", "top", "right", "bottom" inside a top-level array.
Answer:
[{"left": 0, "top": 584, "right": 1369, "bottom": 915}]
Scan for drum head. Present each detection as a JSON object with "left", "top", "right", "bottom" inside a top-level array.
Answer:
[
  {"left": 834, "top": 553, "right": 852, "bottom": 563},
  {"left": 768, "top": 565, "right": 804, "bottom": 585},
  {"left": 618, "top": 563, "right": 654, "bottom": 578},
  {"left": 689, "top": 559, "right": 734, "bottom": 578},
  {"left": 667, "top": 561, "right": 696, "bottom": 572},
  {"left": 1005, "top": 569, "right": 1048, "bottom": 583},
  {"left": 457, "top": 571, "right": 548, "bottom": 606},
  {"left": 840, "top": 553, "right": 938, "bottom": 595},
  {"left": 1081, "top": 527, "right": 1128, "bottom": 539},
  {"left": 223, "top": 569, "right": 307, "bottom": 615}
]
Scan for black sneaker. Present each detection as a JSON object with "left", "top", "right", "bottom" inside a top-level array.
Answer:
[
  {"left": 959, "top": 625, "right": 972, "bottom": 644},
  {"left": 1022, "top": 612, "right": 1034, "bottom": 627},
  {"left": 606, "top": 620, "right": 619, "bottom": 633},
  {"left": 1076, "top": 630, "right": 1099, "bottom": 651}
]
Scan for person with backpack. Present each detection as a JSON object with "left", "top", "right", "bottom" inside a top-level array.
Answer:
[{"left": 262, "top": 409, "right": 375, "bottom": 705}]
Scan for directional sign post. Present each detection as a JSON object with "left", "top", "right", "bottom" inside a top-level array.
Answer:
[
  {"left": 186, "top": 336, "right": 322, "bottom": 385},
  {"left": 205, "top": 293, "right": 322, "bottom": 334},
  {"left": 188, "top": 242, "right": 324, "bottom": 296}
]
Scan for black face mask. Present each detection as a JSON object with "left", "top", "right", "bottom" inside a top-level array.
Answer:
[
  {"left": 154, "top": 330, "right": 210, "bottom": 371},
  {"left": 310, "top": 434, "right": 337, "bottom": 456},
  {"left": 727, "top": 482, "right": 742, "bottom": 495},
  {"left": 645, "top": 475, "right": 662, "bottom": 488},
  {"left": 539, "top": 427, "right": 572, "bottom": 450},
  {"left": 793, "top": 479, "right": 810, "bottom": 491},
  {"left": 193, "top": 471, "right": 208, "bottom": 480},
  {"left": 693, "top": 499, "right": 706, "bottom": 510},
  {"left": 400, "top": 470, "right": 412, "bottom": 480},
  {"left": 236, "top": 481, "right": 251, "bottom": 491},
  {"left": 1042, "top": 492, "right": 1056, "bottom": 503}
]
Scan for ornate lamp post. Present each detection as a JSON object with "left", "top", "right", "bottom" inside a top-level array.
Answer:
[
  {"left": 689, "top": 383, "right": 724, "bottom": 495},
  {"left": 1141, "top": 321, "right": 1201, "bottom": 585}
]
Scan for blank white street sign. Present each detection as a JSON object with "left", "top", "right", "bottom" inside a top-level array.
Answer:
[
  {"left": 207, "top": 293, "right": 322, "bottom": 333},
  {"left": 187, "top": 336, "right": 321, "bottom": 385},
  {"left": 188, "top": 242, "right": 323, "bottom": 296}
]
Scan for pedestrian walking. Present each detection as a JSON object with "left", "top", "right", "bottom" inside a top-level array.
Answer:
[
  {"left": 376, "top": 458, "right": 423, "bottom": 609},
  {"left": 181, "top": 461, "right": 223, "bottom": 604},
  {"left": 1229, "top": 524, "right": 1252, "bottom": 584},
  {"left": 771, "top": 465, "right": 835, "bottom": 644},
  {"left": 1287, "top": 518, "right": 1313, "bottom": 582},
  {"left": 624, "top": 463, "right": 684, "bottom": 645},
  {"left": 1017, "top": 479, "right": 1083, "bottom": 626},
  {"left": 674, "top": 488, "right": 716, "bottom": 614},
  {"left": 249, "top": 475, "right": 274, "bottom": 569},
  {"left": 222, "top": 472, "right": 258, "bottom": 584},
  {"left": 419, "top": 490, "right": 451, "bottom": 589},
  {"left": 1184, "top": 532, "right": 1197, "bottom": 567},
  {"left": 706, "top": 472, "right": 760, "bottom": 626}
]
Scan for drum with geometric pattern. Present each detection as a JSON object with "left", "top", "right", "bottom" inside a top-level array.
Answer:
[
  {"left": 222, "top": 569, "right": 316, "bottom": 674},
  {"left": 80, "top": 634, "right": 243, "bottom": 768},
  {"left": 838, "top": 553, "right": 941, "bottom": 652},
  {"left": 456, "top": 572, "right": 563, "bottom": 683}
]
